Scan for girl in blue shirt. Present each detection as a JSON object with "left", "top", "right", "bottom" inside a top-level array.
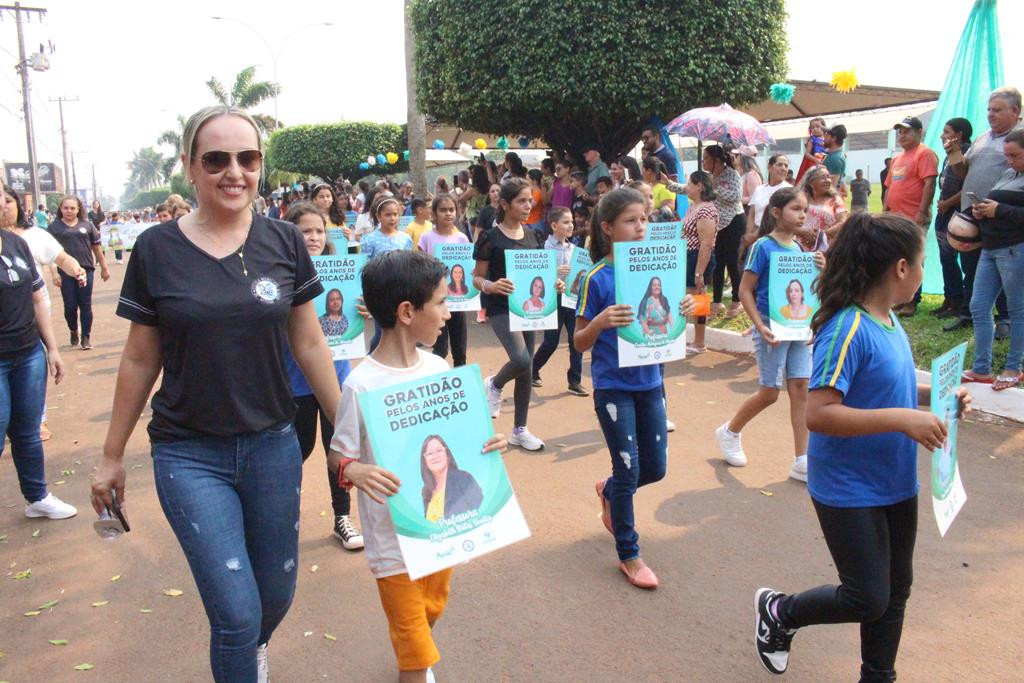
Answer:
[
  {"left": 753, "top": 212, "right": 971, "bottom": 681},
  {"left": 574, "top": 188, "right": 695, "bottom": 590}
]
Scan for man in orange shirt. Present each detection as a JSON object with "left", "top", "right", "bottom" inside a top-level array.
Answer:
[{"left": 885, "top": 116, "right": 939, "bottom": 316}]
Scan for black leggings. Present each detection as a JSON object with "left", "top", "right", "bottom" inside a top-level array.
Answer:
[
  {"left": 777, "top": 496, "right": 917, "bottom": 683},
  {"left": 293, "top": 394, "right": 351, "bottom": 516},
  {"left": 59, "top": 270, "right": 94, "bottom": 336},
  {"left": 433, "top": 311, "right": 467, "bottom": 367},
  {"left": 713, "top": 213, "right": 745, "bottom": 304}
]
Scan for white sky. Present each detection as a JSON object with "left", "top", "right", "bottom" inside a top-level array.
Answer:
[{"left": 0, "top": 0, "right": 1020, "bottom": 203}]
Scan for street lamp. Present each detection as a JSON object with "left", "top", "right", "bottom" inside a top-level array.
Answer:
[{"left": 211, "top": 16, "right": 333, "bottom": 127}]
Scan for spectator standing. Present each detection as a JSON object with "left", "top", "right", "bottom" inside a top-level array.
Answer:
[
  {"left": 933, "top": 118, "right": 973, "bottom": 320},
  {"left": 583, "top": 144, "right": 610, "bottom": 195},
  {"left": 880, "top": 157, "right": 892, "bottom": 206},
  {"left": 849, "top": 169, "right": 872, "bottom": 213},
  {"left": 641, "top": 126, "right": 678, "bottom": 179},
  {"left": 884, "top": 116, "right": 939, "bottom": 317},
  {"left": 35, "top": 204, "right": 49, "bottom": 229},
  {"left": 823, "top": 125, "right": 848, "bottom": 191}
]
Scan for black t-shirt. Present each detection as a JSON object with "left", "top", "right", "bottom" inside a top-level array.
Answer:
[
  {"left": 475, "top": 205, "right": 497, "bottom": 235},
  {"left": 0, "top": 232, "right": 44, "bottom": 359},
  {"left": 472, "top": 225, "right": 540, "bottom": 316},
  {"left": 116, "top": 214, "right": 323, "bottom": 442},
  {"left": 49, "top": 219, "right": 101, "bottom": 271}
]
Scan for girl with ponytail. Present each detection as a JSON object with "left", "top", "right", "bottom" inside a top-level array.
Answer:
[{"left": 753, "top": 210, "right": 971, "bottom": 680}]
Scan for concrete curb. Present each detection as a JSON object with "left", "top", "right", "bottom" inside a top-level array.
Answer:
[{"left": 686, "top": 326, "right": 1024, "bottom": 423}]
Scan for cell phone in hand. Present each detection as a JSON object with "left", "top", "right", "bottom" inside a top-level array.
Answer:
[
  {"left": 93, "top": 490, "right": 130, "bottom": 539},
  {"left": 965, "top": 192, "right": 981, "bottom": 205}
]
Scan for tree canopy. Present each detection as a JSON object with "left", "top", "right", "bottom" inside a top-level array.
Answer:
[
  {"left": 206, "top": 65, "right": 281, "bottom": 133},
  {"left": 265, "top": 122, "right": 408, "bottom": 182},
  {"left": 410, "top": 0, "right": 787, "bottom": 158}
]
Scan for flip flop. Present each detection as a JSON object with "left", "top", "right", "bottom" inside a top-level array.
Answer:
[
  {"left": 992, "top": 373, "right": 1023, "bottom": 392},
  {"left": 961, "top": 370, "right": 994, "bottom": 384}
]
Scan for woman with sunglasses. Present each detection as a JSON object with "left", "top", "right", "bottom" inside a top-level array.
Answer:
[
  {"left": 91, "top": 105, "right": 342, "bottom": 683},
  {"left": 47, "top": 194, "right": 110, "bottom": 350},
  {"left": 0, "top": 184, "right": 73, "bottom": 520}
]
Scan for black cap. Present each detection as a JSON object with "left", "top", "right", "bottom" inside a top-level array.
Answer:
[{"left": 894, "top": 116, "right": 923, "bottom": 131}]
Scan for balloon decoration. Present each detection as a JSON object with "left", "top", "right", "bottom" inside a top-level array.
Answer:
[
  {"left": 359, "top": 162, "right": 370, "bottom": 171},
  {"left": 403, "top": 150, "right": 410, "bottom": 161},
  {"left": 495, "top": 135, "right": 509, "bottom": 150},
  {"left": 474, "top": 138, "right": 487, "bottom": 150},
  {"left": 518, "top": 136, "right": 530, "bottom": 149},
  {"left": 366, "top": 155, "right": 376, "bottom": 165},
  {"left": 432, "top": 139, "right": 445, "bottom": 150},
  {"left": 457, "top": 142, "right": 472, "bottom": 155},
  {"left": 376, "top": 153, "right": 387, "bottom": 165},
  {"left": 769, "top": 83, "right": 796, "bottom": 104},
  {"left": 830, "top": 69, "right": 859, "bottom": 93},
  {"left": 386, "top": 152, "right": 399, "bottom": 164}
]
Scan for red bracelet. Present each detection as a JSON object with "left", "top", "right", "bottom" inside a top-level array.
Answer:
[{"left": 336, "top": 457, "right": 358, "bottom": 490}]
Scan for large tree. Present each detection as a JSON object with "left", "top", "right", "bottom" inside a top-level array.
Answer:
[
  {"left": 126, "top": 147, "right": 168, "bottom": 191},
  {"left": 206, "top": 65, "right": 281, "bottom": 133},
  {"left": 410, "top": 0, "right": 787, "bottom": 158},
  {"left": 265, "top": 122, "right": 409, "bottom": 182}
]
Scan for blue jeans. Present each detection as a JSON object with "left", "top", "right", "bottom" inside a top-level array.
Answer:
[
  {"left": 152, "top": 423, "right": 303, "bottom": 683},
  {"left": 593, "top": 388, "right": 668, "bottom": 561},
  {"left": 531, "top": 305, "right": 582, "bottom": 385},
  {"left": 0, "top": 342, "right": 48, "bottom": 503},
  {"left": 59, "top": 270, "right": 94, "bottom": 336},
  {"left": 970, "top": 245, "right": 1024, "bottom": 374}
]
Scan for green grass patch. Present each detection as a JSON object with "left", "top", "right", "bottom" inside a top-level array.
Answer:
[{"left": 707, "top": 293, "right": 1008, "bottom": 371}]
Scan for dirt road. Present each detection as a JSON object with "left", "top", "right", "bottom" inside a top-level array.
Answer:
[{"left": 2, "top": 268, "right": 1021, "bottom": 682}]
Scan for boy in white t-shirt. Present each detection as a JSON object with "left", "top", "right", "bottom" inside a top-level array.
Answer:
[{"left": 329, "top": 250, "right": 506, "bottom": 682}]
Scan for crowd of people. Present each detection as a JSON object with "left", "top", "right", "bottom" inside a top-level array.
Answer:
[{"left": 0, "top": 86, "right": 1019, "bottom": 682}]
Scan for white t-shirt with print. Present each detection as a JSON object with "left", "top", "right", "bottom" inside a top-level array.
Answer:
[
  {"left": 331, "top": 349, "right": 451, "bottom": 578},
  {"left": 19, "top": 227, "right": 64, "bottom": 309}
]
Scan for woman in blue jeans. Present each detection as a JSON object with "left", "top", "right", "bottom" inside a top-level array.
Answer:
[
  {"left": 1, "top": 184, "right": 75, "bottom": 520},
  {"left": 91, "top": 107, "right": 341, "bottom": 683},
  {"left": 964, "top": 129, "right": 1024, "bottom": 391}
]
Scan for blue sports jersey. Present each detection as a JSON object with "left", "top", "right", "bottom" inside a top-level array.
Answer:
[
  {"left": 808, "top": 307, "right": 920, "bottom": 507},
  {"left": 577, "top": 259, "right": 661, "bottom": 392},
  {"left": 284, "top": 344, "right": 351, "bottom": 398},
  {"left": 744, "top": 235, "right": 803, "bottom": 321}
]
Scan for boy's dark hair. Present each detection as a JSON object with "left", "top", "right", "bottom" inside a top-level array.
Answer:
[
  {"left": 827, "top": 124, "right": 847, "bottom": 144},
  {"left": 410, "top": 197, "right": 428, "bottom": 213},
  {"left": 595, "top": 176, "right": 613, "bottom": 189},
  {"left": 362, "top": 250, "right": 447, "bottom": 328},
  {"left": 548, "top": 206, "right": 571, "bottom": 223}
]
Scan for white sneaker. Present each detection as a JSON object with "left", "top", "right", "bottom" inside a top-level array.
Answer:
[
  {"left": 666, "top": 419, "right": 676, "bottom": 433},
  {"left": 484, "top": 376, "right": 502, "bottom": 418},
  {"left": 425, "top": 668, "right": 436, "bottom": 683},
  {"left": 789, "top": 455, "right": 808, "bottom": 483},
  {"left": 256, "top": 643, "right": 269, "bottom": 683},
  {"left": 714, "top": 422, "right": 747, "bottom": 467},
  {"left": 509, "top": 427, "right": 544, "bottom": 451},
  {"left": 25, "top": 493, "right": 77, "bottom": 519}
]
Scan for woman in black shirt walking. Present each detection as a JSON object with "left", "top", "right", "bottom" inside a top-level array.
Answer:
[{"left": 48, "top": 194, "right": 109, "bottom": 349}]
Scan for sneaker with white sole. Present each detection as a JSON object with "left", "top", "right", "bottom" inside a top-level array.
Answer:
[
  {"left": 425, "top": 667, "right": 436, "bottom": 683},
  {"left": 333, "top": 515, "right": 364, "bottom": 550},
  {"left": 789, "top": 455, "right": 808, "bottom": 483},
  {"left": 509, "top": 427, "right": 544, "bottom": 451},
  {"left": 666, "top": 419, "right": 676, "bottom": 433},
  {"left": 754, "top": 587, "right": 796, "bottom": 675},
  {"left": 714, "top": 422, "right": 747, "bottom": 467},
  {"left": 25, "top": 493, "right": 77, "bottom": 519},
  {"left": 256, "top": 642, "right": 269, "bottom": 683},
  {"left": 484, "top": 376, "right": 502, "bottom": 418}
]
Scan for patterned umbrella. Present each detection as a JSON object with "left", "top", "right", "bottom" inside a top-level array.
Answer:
[{"left": 664, "top": 103, "right": 775, "bottom": 146}]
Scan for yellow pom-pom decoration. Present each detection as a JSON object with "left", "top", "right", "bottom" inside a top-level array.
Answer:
[
  {"left": 474, "top": 138, "right": 487, "bottom": 150},
  {"left": 386, "top": 152, "right": 399, "bottom": 164},
  {"left": 830, "top": 69, "right": 859, "bottom": 94}
]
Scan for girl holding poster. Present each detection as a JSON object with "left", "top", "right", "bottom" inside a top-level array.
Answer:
[
  {"left": 753, "top": 212, "right": 971, "bottom": 681},
  {"left": 283, "top": 202, "right": 363, "bottom": 549},
  {"left": 420, "top": 194, "right": 471, "bottom": 367},
  {"left": 574, "top": 188, "right": 696, "bottom": 590},
  {"left": 715, "top": 188, "right": 821, "bottom": 483},
  {"left": 473, "top": 178, "right": 562, "bottom": 452}
]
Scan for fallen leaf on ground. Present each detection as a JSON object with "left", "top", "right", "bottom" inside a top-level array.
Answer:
[
  {"left": 303, "top": 631, "right": 313, "bottom": 637},
  {"left": 14, "top": 569, "right": 32, "bottom": 579},
  {"left": 31, "top": 529, "right": 40, "bottom": 538},
  {"left": 323, "top": 633, "right": 337, "bottom": 641},
  {"left": 319, "top": 510, "right": 326, "bottom": 517},
  {"left": 139, "top": 608, "right": 152, "bottom": 613},
  {"left": 310, "top": 565, "right": 318, "bottom": 573},
  {"left": 556, "top": 443, "right": 568, "bottom": 448},
  {"left": 24, "top": 610, "right": 41, "bottom": 617},
  {"left": 73, "top": 663, "right": 94, "bottom": 671},
  {"left": 0, "top": 534, "right": 7, "bottom": 543},
  {"left": 38, "top": 599, "right": 59, "bottom": 609},
  {"left": 162, "top": 588, "right": 183, "bottom": 597},
  {"left": 49, "top": 639, "right": 69, "bottom": 646},
  {"left": 54, "top": 480, "right": 66, "bottom": 486},
  {"left": 759, "top": 490, "right": 774, "bottom": 497},
  {"left": 91, "top": 601, "right": 109, "bottom": 607},
  {"left": 675, "top": 382, "right": 685, "bottom": 386},
  {"left": 110, "top": 574, "right": 121, "bottom": 582}
]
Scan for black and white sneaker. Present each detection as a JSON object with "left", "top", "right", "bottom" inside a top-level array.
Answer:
[
  {"left": 754, "top": 587, "right": 796, "bottom": 675},
  {"left": 333, "top": 515, "right": 364, "bottom": 551},
  {"left": 70, "top": 331, "right": 79, "bottom": 347}
]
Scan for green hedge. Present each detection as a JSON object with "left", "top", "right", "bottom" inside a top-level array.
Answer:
[{"left": 265, "top": 122, "right": 408, "bottom": 181}]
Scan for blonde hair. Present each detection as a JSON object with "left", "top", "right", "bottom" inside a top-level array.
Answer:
[{"left": 181, "top": 105, "right": 263, "bottom": 180}]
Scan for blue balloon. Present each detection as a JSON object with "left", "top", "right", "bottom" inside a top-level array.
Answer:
[
  {"left": 432, "top": 139, "right": 445, "bottom": 150},
  {"left": 518, "top": 136, "right": 530, "bottom": 148},
  {"left": 359, "top": 162, "right": 369, "bottom": 171},
  {"left": 376, "top": 153, "right": 387, "bottom": 165}
]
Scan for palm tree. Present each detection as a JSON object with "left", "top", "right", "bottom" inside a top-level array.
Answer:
[
  {"left": 157, "top": 114, "right": 187, "bottom": 176},
  {"left": 206, "top": 65, "right": 281, "bottom": 133},
  {"left": 127, "top": 147, "right": 168, "bottom": 190}
]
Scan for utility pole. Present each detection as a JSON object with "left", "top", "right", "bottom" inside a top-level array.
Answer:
[
  {"left": 50, "top": 95, "right": 77, "bottom": 193},
  {"left": 91, "top": 163, "right": 96, "bottom": 203},
  {"left": 70, "top": 149, "right": 77, "bottom": 194},
  {"left": 2, "top": 2, "right": 48, "bottom": 207}
]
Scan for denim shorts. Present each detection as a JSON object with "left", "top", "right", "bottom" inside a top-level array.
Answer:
[{"left": 752, "top": 328, "right": 812, "bottom": 388}]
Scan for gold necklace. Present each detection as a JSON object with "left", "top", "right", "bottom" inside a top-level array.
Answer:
[{"left": 194, "top": 218, "right": 252, "bottom": 276}]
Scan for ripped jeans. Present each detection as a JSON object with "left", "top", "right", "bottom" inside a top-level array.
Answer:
[
  {"left": 593, "top": 388, "right": 668, "bottom": 561},
  {"left": 152, "top": 422, "right": 302, "bottom": 683}
]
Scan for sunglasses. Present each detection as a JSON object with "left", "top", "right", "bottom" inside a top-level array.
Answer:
[{"left": 199, "top": 149, "right": 263, "bottom": 174}]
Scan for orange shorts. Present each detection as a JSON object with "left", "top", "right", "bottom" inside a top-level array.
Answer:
[{"left": 376, "top": 569, "right": 453, "bottom": 671}]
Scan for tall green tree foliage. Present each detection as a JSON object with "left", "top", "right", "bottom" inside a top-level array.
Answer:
[
  {"left": 410, "top": 0, "right": 787, "bottom": 157},
  {"left": 206, "top": 65, "right": 282, "bottom": 133}
]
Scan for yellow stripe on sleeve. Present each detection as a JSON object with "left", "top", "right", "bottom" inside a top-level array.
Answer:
[
  {"left": 577, "top": 261, "right": 606, "bottom": 314},
  {"left": 828, "top": 311, "right": 861, "bottom": 387}
]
